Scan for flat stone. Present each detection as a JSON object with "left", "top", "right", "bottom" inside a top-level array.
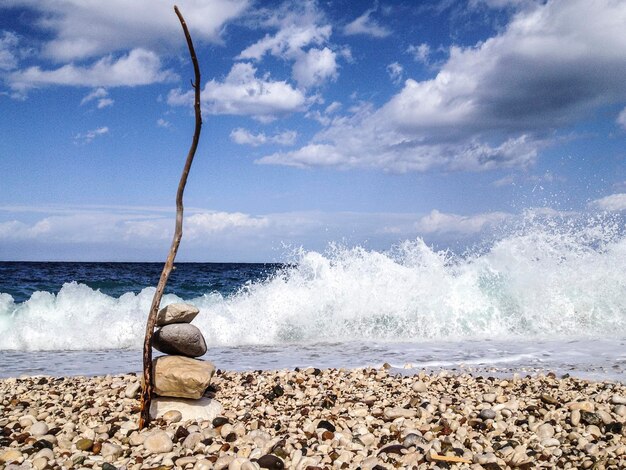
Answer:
[
  {"left": 479, "top": 409, "right": 497, "bottom": 420},
  {"left": 153, "top": 323, "right": 207, "bottom": 358},
  {"left": 156, "top": 303, "right": 199, "bottom": 326},
  {"left": 149, "top": 397, "right": 223, "bottom": 422},
  {"left": 383, "top": 407, "right": 417, "bottom": 419},
  {"left": 153, "top": 355, "right": 215, "bottom": 399}
]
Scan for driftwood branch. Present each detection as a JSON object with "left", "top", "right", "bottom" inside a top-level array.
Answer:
[{"left": 139, "top": 5, "right": 202, "bottom": 429}]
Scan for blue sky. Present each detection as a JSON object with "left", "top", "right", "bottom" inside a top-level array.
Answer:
[{"left": 1, "top": 0, "right": 625, "bottom": 261}]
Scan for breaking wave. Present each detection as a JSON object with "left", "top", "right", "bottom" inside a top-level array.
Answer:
[{"left": 1, "top": 213, "right": 625, "bottom": 351}]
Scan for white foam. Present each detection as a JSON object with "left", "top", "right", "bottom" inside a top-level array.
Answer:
[{"left": 1, "top": 217, "right": 625, "bottom": 351}]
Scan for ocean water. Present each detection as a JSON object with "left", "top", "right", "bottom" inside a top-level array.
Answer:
[{"left": 1, "top": 213, "right": 625, "bottom": 381}]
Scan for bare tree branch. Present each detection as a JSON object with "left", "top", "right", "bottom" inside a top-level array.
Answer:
[{"left": 139, "top": 4, "right": 202, "bottom": 429}]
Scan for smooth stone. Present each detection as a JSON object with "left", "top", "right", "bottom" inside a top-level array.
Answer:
[
  {"left": 412, "top": 381, "right": 428, "bottom": 392},
  {"left": 143, "top": 430, "right": 173, "bottom": 454},
  {"left": 150, "top": 396, "right": 223, "bottom": 422},
  {"left": 101, "top": 443, "right": 123, "bottom": 459},
  {"left": 162, "top": 410, "right": 183, "bottom": 424},
  {"left": 124, "top": 382, "right": 141, "bottom": 399},
  {"left": 153, "top": 356, "right": 215, "bottom": 399},
  {"left": 75, "top": 438, "right": 94, "bottom": 451},
  {"left": 536, "top": 423, "right": 555, "bottom": 439},
  {"left": 182, "top": 432, "right": 203, "bottom": 450},
  {"left": 256, "top": 454, "right": 285, "bottom": 469},
  {"left": 383, "top": 407, "right": 417, "bottom": 419},
  {"left": 156, "top": 303, "right": 199, "bottom": 326},
  {"left": 29, "top": 422, "right": 49, "bottom": 437},
  {"left": 32, "top": 457, "right": 47, "bottom": 470},
  {"left": 611, "top": 395, "right": 626, "bottom": 405},
  {"left": 568, "top": 401, "right": 594, "bottom": 412},
  {"left": 571, "top": 409, "right": 581, "bottom": 426},
  {"left": 479, "top": 409, "right": 497, "bottom": 420},
  {"left": 0, "top": 450, "right": 23, "bottom": 463},
  {"left": 541, "top": 438, "right": 560, "bottom": 448},
  {"left": 153, "top": 323, "right": 207, "bottom": 357}
]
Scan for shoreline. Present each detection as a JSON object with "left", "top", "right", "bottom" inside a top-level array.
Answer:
[{"left": 1, "top": 368, "right": 625, "bottom": 469}]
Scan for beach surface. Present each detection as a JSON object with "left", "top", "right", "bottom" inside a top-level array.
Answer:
[{"left": 1, "top": 368, "right": 625, "bottom": 469}]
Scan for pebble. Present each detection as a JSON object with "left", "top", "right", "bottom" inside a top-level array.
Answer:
[
  {"left": 537, "top": 423, "right": 555, "bottom": 439},
  {"left": 1, "top": 368, "right": 625, "bottom": 470},
  {"left": 479, "top": 408, "right": 496, "bottom": 420},
  {"left": 162, "top": 410, "right": 182, "bottom": 424},
  {"left": 143, "top": 430, "right": 174, "bottom": 453},
  {"left": 124, "top": 382, "right": 141, "bottom": 399},
  {"left": 29, "top": 422, "right": 49, "bottom": 437}
]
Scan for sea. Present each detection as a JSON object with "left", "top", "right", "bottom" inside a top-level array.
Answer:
[{"left": 1, "top": 213, "right": 625, "bottom": 381}]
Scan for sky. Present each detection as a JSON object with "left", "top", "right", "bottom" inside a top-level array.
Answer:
[{"left": 0, "top": 0, "right": 625, "bottom": 262}]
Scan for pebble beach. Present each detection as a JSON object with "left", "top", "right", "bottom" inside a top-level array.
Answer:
[{"left": 1, "top": 368, "right": 625, "bottom": 470}]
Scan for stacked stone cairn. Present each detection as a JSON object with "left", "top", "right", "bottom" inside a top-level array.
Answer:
[{"left": 149, "top": 303, "right": 222, "bottom": 422}]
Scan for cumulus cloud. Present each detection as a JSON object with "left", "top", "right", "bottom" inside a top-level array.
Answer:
[
  {"left": 589, "top": 193, "right": 626, "bottom": 212},
  {"left": 10, "top": 49, "right": 176, "bottom": 92},
  {"left": 343, "top": 6, "right": 391, "bottom": 38},
  {"left": 167, "top": 62, "right": 306, "bottom": 122},
  {"left": 414, "top": 210, "right": 511, "bottom": 234},
  {"left": 1, "top": 0, "right": 250, "bottom": 61},
  {"left": 237, "top": 1, "right": 341, "bottom": 88},
  {"left": 259, "top": 0, "right": 626, "bottom": 173},
  {"left": 74, "top": 126, "right": 109, "bottom": 144},
  {"left": 291, "top": 47, "right": 338, "bottom": 88},
  {"left": 230, "top": 128, "right": 297, "bottom": 146}
]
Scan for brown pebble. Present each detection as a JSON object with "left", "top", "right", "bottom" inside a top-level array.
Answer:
[
  {"left": 92, "top": 441, "right": 102, "bottom": 454},
  {"left": 257, "top": 454, "right": 285, "bottom": 469},
  {"left": 321, "top": 430, "right": 334, "bottom": 440}
]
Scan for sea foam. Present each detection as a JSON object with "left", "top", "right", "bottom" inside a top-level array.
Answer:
[{"left": 1, "top": 215, "right": 625, "bottom": 351}]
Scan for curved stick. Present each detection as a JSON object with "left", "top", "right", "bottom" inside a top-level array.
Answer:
[{"left": 139, "top": 5, "right": 202, "bottom": 429}]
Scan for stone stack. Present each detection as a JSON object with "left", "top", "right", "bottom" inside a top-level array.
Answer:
[{"left": 149, "top": 303, "right": 222, "bottom": 422}]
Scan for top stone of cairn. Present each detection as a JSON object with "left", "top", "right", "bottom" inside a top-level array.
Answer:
[{"left": 156, "top": 303, "right": 200, "bottom": 327}]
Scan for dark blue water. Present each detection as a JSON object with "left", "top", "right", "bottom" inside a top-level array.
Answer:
[{"left": 0, "top": 261, "right": 283, "bottom": 303}]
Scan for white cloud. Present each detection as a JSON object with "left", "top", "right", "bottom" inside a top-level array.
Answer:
[
  {"left": 291, "top": 47, "right": 338, "bottom": 88},
  {"left": 589, "top": 193, "right": 626, "bottom": 212},
  {"left": 10, "top": 48, "right": 176, "bottom": 91},
  {"left": 407, "top": 43, "right": 430, "bottom": 64},
  {"left": 415, "top": 209, "right": 511, "bottom": 234},
  {"left": 74, "top": 126, "right": 109, "bottom": 144},
  {"left": 343, "top": 6, "right": 391, "bottom": 38},
  {"left": 386, "top": 62, "right": 403, "bottom": 84},
  {"left": 617, "top": 107, "right": 626, "bottom": 130},
  {"left": 1, "top": 0, "right": 250, "bottom": 61},
  {"left": 230, "top": 128, "right": 297, "bottom": 146},
  {"left": 259, "top": 0, "right": 626, "bottom": 173},
  {"left": 237, "top": 1, "right": 341, "bottom": 88},
  {"left": 157, "top": 118, "right": 171, "bottom": 128},
  {"left": 80, "top": 87, "right": 114, "bottom": 109},
  {"left": 186, "top": 212, "right": 269, "bottom": 237},
  {"left": 167, "top": 63, "right": 306, "bottom": 122},
  {"left": 0, "top": 31, "right": 19, "bottom": 71}
]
